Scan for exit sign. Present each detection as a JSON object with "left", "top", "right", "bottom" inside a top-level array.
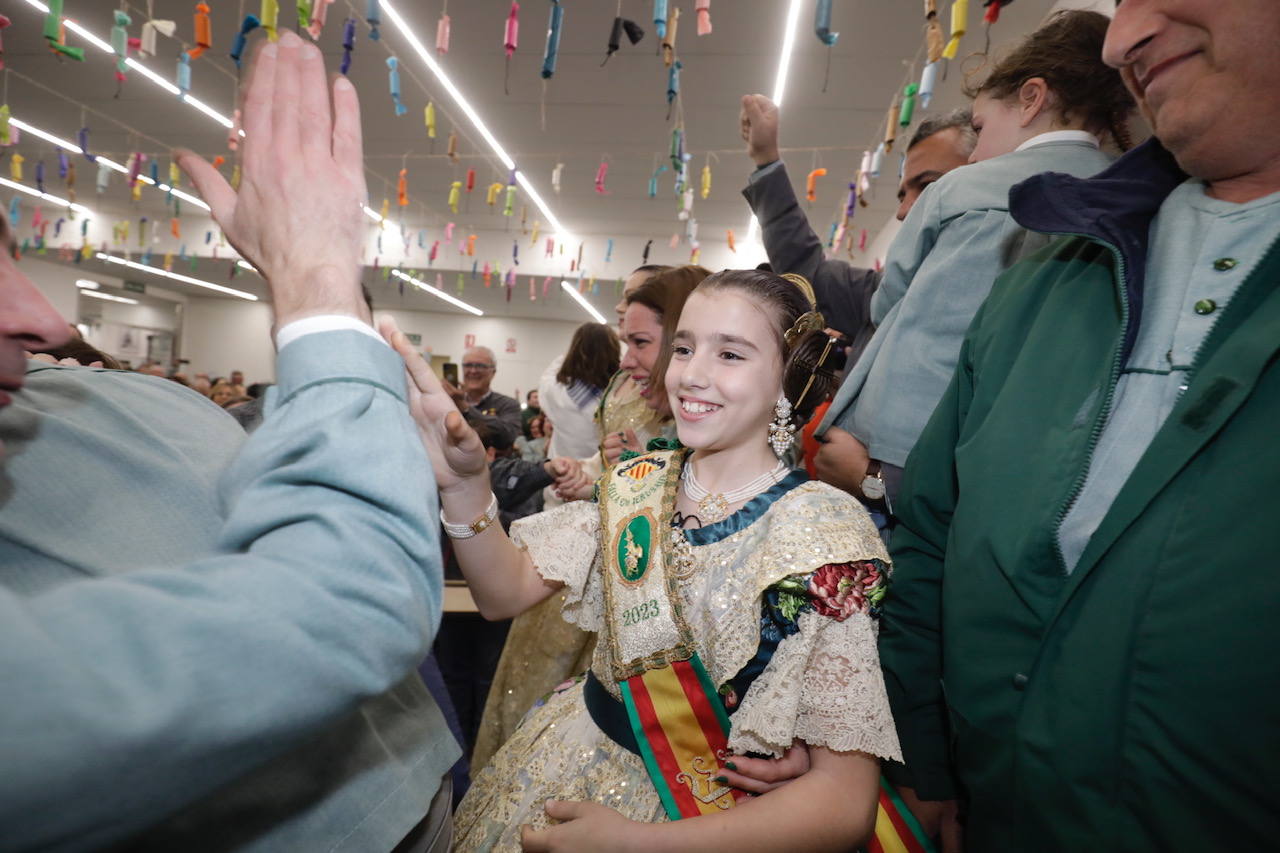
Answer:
[
  {"left": 123, "top": 280, "right": 146, "bottom": 294},
  {"left": 405, "top": 332, "right": 422, "bottom": 346}
]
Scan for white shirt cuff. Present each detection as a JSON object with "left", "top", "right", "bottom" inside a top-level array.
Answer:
[{"left": 275, "top": 315, "right": 386, "bottom": 351}]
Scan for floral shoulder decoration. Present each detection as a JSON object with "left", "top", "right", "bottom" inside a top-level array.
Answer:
[{"left": 764, "top": 560, "right": 888, "bottom": 632}]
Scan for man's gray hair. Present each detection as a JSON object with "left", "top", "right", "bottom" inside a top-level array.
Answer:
[
  {"left": 908, "top": 108, "right": 977, "bottom": 155},
  {"left": 464, "top": 345, "right": 496, "bottom": 365}
]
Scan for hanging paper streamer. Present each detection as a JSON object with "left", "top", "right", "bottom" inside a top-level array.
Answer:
[
  {"left": 436, "top": 10, "right": 451, "bottom": 54},
  {"left": 261, "top": 0, "right": 280, "bottom": 41},
  {"left": 695, "top": 0, "right": 711, "bottom": 35},
  {"left": 512, "top": 241, "right": 520, "bottom": 266},
  {"left": 35, "top": 161, "right": 46, "bottom": 194},
  {"left": 504, "top": 183, "right": 517, "bottom": 216},
  {"left": 943, "top": 0, "right": 968, "bottom": 59},
  {"left": 594, "top": 161, "right": 610, "bottom": 194},
  {"left": 601, "top": 17, "right": 644, "bottom": 65},
  {"left": 603, "top": 238, "right": 614, "bottom": 263},
  {"left": 447, "top": 181, "right": 461, "bottom": 213},
  {"left": 529, "top": 219, "right": 540, "bottom": 245},
  {"left": 666, "top": 60, "right": 682, "bottom": 120},
  {"left": 813, "top": 0, "right": 839, "bottom": 45},
  {"left": 340, "top": 17, "right": 356, "bottom": 74},
  {"left": 387, "top": 57, "right": 407, "bottom": 115},
  {"left": 858, "top": 228, "right": 868, "bottom": 251},
  {"left": 920, "top": 61, "right": 940, "bottom": 108},
  {"left": 0, "top": 105, "right": 9, "bottom": 146},
  {"left": 445, "top": 222, "right": 455, "bottom": 241},
  {"left": 6, "top": 198, "right": 19, "bottom": 228},
  {"left": 447, "top": 131, "right": 458, "bottom": 163},
  {"left": 188, "top": 4, "right": 212, "bottom": 59},
  {"left": 544, "top": 237, "right": 555, "bottom": 258},
  {"left": 806, "top": 167, "right": 827, "bottom": 202},
  {"left": 177, "top": 53, "right": 192, "bottom": 99},
  {"left": 43, "top": 1, "right": 86, "bottom": 61},
  {"left": 686, "top": 218, "right": 699, "bottom": 245},
  {"left": 642, "top": 239, "right": 652, "bottom": 264},
  {"left": 465, "top": 168, "right": 476, "bottom": 194},
  {"left": 871, "top": 143, "right": 884, "bottom": 177},
  {"left": 308, "top": 0, "right": 335, "bottom": 38},
  {"left": 56, "top": 151, "right": 69, "bottom": 181},
  {"left": 726, "top": 229, "right": 736, "bottom": 252},
  {"left": 397, "top": 168, "right": 409, "bottom": 207},
  {"left": 648, "top": 163, "right": 668, "bottom": 198},
  {"left": 700, "top": 164, "right": 712, "bottom": 200},
  {"left": 425, "top": 102, "right": 437, "bottom": 138},
  {"left": 231, "top": 15, "right": 261, "bottom": 67},
  {"left": 661, "top": 5, "right": 680, "bottom": 67},
  {"left": 541, "top": 1, "right": 563, "bottom": 79},
  {"left": 366, "top": 0, "right": 381, "bottom": 40},
  {"left": 467, "top": 234, "right": 477, "bottom": 255},
  {"left": 983, "top": 0, "right": 1011, "bottom": 25},
  {"left": 96, "top": 161, "right": 111, "bottom": 192},
  {"left": 0, "top": 14, "right": 12, "bottom": 69},
  {"left": 139, "top": 16, "right": 175, "bottom": 56},
  {"left": 487, "top": 182, "right": 504, "bottom": 208},
  {"left": 111, "top": 10, "right": 132, "bottom": 84},
  {"left": 654, "top": 0, "right": 668, "bottom": 39},
  {"left": 503, "top": 1, "right": 520, "bottom": 94},
  {"left": 884, "top": 101, "right": 900, "bottom": 152},
  {"left": 900, "top": 83, "right": 919, "bottom": 127},
  {"left": 429, "top": 240, "right": 439, "bottom": 264},
  {"left": 551, "top": 163, "right": 564, "bottom": 195}
]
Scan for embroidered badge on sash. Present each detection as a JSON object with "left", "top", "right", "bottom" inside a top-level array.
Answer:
[{"left": 613, "top": 511, "right": 655, "bottom": 585}]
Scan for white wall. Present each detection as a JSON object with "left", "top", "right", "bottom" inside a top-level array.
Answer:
[
  {"left": 19, "top": 256, "right": 91, "bottom": 324},
  {"left": 179, "top": 296, "right": 583, "bottom": 396}
]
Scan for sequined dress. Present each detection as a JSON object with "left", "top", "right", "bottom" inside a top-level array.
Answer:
[{"left": 453, "top": 470, "right": 903, "bottom": 850}]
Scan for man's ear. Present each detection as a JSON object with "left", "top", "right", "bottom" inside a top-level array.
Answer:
[
  {"left": 1017, "top": 77, "right": 1052, "bottom": 127},
  {"left": 486, "top": 447, "right": 497, "bottom": 463}
]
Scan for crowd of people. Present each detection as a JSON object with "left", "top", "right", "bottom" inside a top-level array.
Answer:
[{"left": 2, "top": 2, "right": 1278, "bottom": 851}]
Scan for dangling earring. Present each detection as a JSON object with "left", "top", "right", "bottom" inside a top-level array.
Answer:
[{"left": 767, "top": 395, "right": 796, "bottom": 457}]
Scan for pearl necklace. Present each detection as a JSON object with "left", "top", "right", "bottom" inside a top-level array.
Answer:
[{"left": 682, "top": 459, "right": 789, "bottom": 523}]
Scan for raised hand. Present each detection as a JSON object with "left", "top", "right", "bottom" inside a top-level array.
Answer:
[
  {"left": 176, "top": 30, "right": 369, "bottom": 327},
  {"left": 380, "top": 316, "right": 488, "bottom": 496},
  {"left": 740, "top": 93, "right": 781, "bottom": 168}
]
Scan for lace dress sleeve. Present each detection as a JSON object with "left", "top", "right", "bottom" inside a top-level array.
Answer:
[
  {"left": 508, "top": 500, "right": 604, "bottom": 631},
  {"left": 726, "top": 561, "right": 902, "bottom": 762}
]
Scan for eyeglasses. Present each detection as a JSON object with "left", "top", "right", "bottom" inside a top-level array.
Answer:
[{"left": 462, "top": 362, "right": 494, "bottom": 371}]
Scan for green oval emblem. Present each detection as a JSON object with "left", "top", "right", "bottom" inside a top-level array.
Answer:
[{"left": 618, "top": 514, "right": 652, "bottom": 583}]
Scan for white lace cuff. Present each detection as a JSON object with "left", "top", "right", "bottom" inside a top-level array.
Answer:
[{"left": 510, "top": 501, "right": 603, "bottom": 631}]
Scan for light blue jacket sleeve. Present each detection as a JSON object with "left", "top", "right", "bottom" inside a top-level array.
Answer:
[
  {"left": 0, "top": 330, "right": 442, "bottom": 851},
  {"left": 870, "top": 179, "right": 945, "bottom": 325}
]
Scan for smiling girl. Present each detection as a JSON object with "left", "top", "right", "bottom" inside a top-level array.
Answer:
[{"left": 388, "top": 269, "right": 905, "bottom": 851}]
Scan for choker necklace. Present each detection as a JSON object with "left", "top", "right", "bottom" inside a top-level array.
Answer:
[{"left": 682, "top": 459, "right": 788, "bottom": 523}]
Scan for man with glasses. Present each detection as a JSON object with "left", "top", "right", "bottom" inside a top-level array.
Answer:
[{"left": 445, "top": 345, "right": 521, "bottom": 445}]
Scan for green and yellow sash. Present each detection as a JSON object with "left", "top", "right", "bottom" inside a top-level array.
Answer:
[{"left": 599, "top": 449, "right": 743, "bottom": 818}]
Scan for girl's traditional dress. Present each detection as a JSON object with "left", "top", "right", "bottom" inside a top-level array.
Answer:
[
  {"left": 471, "top": 372, "right": 670, "bottom": 772},
  {"left": 455, "top": 449, "right": 904, "bottom": 850}
]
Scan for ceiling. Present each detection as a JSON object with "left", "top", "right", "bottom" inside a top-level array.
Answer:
[{"left": 3, "top": 0, "right": 1108, "bottom": 321}]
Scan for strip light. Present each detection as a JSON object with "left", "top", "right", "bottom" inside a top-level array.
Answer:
[
  {"left": 745, "top": 0, "right": 806, "bottom": 247},
  {"left": 392, "top": 269, "right": 484, "bottom": 316},
  {"left": 8, "top": 115, "right": 211, "bottom": 211},
  {"left": 560, "top": 280, "right": 607, "bottom": 324},
  {"left": 378, "top": 0, "right": 570, "bottom": 241},
  {"left": 97, "top": 252, "right": 259, "bottom": 301},
  {"left": 20, "top": 0, "right": 234, "bottom": 128},
  {"left": 81, "top": 288, "right": 139, "bottom": 305},
  {"left": 0, "top": 175, "right": 90, "bottom": 214}
]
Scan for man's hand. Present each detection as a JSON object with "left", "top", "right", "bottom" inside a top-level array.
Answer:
[
  {"left": 814, "top": 426, "right": 871, "bottom": 497},
  {"left": 440, "top": 377, "right": 469, "bottom": 412},
  {"left": 546, "top": 457, "right": 592, "bottom": 501},
  {"left": 719, "top": 741, "right": 811, "bottom": 794},
  {"left": 896, "top": 788, "right": 964, "bottom": 853},
  {"left": 177, "top": 30, "right": 368, "bottom": 327},
  {"left": 520, "top": 800, "right": 646, "bottom": 852},
  {"left": 602, "top": 428, "right": 640, "bottom": 466},
  {"left": 740, "top": 94, "right": 781, "bottom": 168}
]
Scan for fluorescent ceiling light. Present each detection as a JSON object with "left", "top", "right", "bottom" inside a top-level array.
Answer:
[
  {"left": 379, "top": 0, "right": 571, "bottom": 242},
  {"left": 746, "top": 0, "right": 805, "bottom": 246},
  {"left": 0, "top": 175, "right": 91, "bottom": 215},
  {"left": 81, "top": 289, "right": 138, "bottom": 305},
  {"left": 75, "top": 279, "right": 101, "bottom": 289},
  {"left": 19, "top": 0, "right": 233, "bottom": 127},
  {"left": 9, "top": 115, "right": 211, "bottom": 212},
  {"left": 560, "top": 280, "right": 607, "bottom": 324},
  {"left": 97, "top": 252, "right": 259, "bottom": 301},
  {"left": 392, "top": 269, "right": 484, "bottom": 316}
]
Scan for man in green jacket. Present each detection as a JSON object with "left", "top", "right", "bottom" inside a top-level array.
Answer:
[{"left": 879, "top": 1, "right": 1280, "bottom": 849}]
